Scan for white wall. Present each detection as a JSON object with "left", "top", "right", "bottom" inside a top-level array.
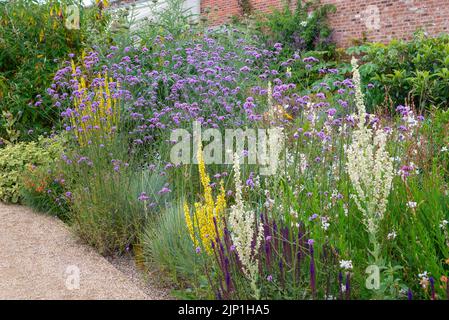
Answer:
[{"left": 113, "top": 0, "right": 200, "bottom": 24}]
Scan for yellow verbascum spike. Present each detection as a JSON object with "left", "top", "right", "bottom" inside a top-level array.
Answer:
[
  {"left": 66, "top": 63, "right": 120, "bottom": 146},
  {"left": 183, "top": 143, "right": 227, "bottom": 255}
]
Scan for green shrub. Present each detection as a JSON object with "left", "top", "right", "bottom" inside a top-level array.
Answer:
[
  {"left": 21, "top": 163, "right": 70, "bottom": 220},
  {"left": 348, "top": 32, "right": 449, "bottom": 112},
  {"left": 0, "top": 135, "right": 64, "bottom": 203},
  {"left": 254, "top": 0, "right": 336, "bottom": 55}
]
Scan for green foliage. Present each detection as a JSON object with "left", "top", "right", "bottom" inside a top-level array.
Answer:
[
  {"left": 0, "top": 135, "right": 64, "bottom": 203},
  {"left": 348, "top": 32, "right": 449, "bottom": 112},
  {"left": 61, "top": 135, "right": 167, "bottom": 255},
  {"left": 21, "top": 163, "right": 70, "bottom": 220},
  {"left": 0, "top": 0, "right": 110, "bottom": 140},
  {"left": 142, "top": 199, "right": 210, "bottom": 297},
  {"left": 254, "top": 0, "right": 336, "bottom": 54},
  {"left": 133, "top": 0, "right": 198, "bottom": 42},
  {"left": 386, "top": 170, "right": 449, "bottom": 299}
]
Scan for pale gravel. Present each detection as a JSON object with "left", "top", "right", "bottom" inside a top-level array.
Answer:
[{"left": 0, "top": 202, "right": 169, "bottom": 300}]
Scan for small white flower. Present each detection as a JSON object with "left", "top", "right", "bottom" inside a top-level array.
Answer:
[
  {"left": 300, "top": 21, "right": 308, "bottom": 27},
  {"left": 441, "top": 146, "right": 448, "bottom": 153},
  {"left": 387, "top": 230, "right": 397, "bottom": 240},
  {"left": 339, "top": 260, "right": 353, "bottom": 271},
  {"left": 321, "top": 216, "right": 330, "bottom": 231},
  {"left": 290, "top": 222, "right": 300, "bottom": 228},
  {"left": 418, "top": 271, "right": 428, "bottom": 277},
  {"left": 343, "top": 203, "right": 349, "bottom": 216},
  {"left": 407, "top": 201, "right": 417, "bottom": 209},
  {"left": 418, "top": 271, "right": 430, "bottom": 288},
  {"left": 440, "top": 220, "right": 448, "bottom": 229}
]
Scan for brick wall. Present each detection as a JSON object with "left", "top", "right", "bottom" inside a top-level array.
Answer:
[{"left": 201, "top": 0, "right": 449, "bottom": 47}]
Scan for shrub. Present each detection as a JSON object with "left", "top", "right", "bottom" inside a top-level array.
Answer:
[
  {"left": 0, "top": 135, "right": 64, "bottom": 203},
  {"left": 21, "top": 163, "right": 70, "bottom": 220},
  {"left": 254, "top": 0, "right": 336, "bottom": 54},
  {"left": 348, "top": 32, "right": 449, "bottom": 112}
]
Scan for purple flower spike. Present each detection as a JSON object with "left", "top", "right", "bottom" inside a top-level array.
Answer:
[
  {"left": 430, "top": 277, "right": 435, "bottom": 300},
  {"left": 407, "top": 288, "right": 413, "bottom": 300},
  {"left": 338, "top": 271, "right": 343, "bottom": 300},
  {"left": 345, "top": 273, "right": 351, "bottom": 300},
  {"left": 309, "top": 241, "right": 316, "bottom": 298}
]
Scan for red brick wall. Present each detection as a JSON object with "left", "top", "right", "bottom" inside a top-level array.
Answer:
[
  {"left": 201, "top": 0, "right": 288, "bottom": 25},
  {"left": 201, "top": 0, "right": 449, "bottom": 47}
]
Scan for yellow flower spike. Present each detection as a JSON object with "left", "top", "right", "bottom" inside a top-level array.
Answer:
[
  {"left": 71, "top": 60, "right": 77, "bottom": 75},
  {"left": 66, "top": 62, "right": 120, "bottom": 146},
  {"left": 184, "top": 202, "right": 198, "bottom": 248},
  {"left": 183, "top": 144, "right": 227, "bottom": 254}
]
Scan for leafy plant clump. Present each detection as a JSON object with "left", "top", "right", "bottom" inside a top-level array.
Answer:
[
  {"left": 0, "top": 135, "right": 65, "bottom": 203},
  {"left": 348, "top": 32, "right": 449, "bottom": 113}
]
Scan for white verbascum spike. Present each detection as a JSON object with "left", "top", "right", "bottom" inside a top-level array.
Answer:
[
  {"left": 229, "top": 152, "right": 263, "bottom": 299},
  {"left": 346, "top": 58, "right": 395, "bottom": 237}
]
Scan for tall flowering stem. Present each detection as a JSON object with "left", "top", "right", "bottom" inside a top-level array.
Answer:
[
  {"left": 68, "top": 60, "right": 120, "bottom": 146},
  {"left": 309, "top": 241, "right": 316, "bottom": 299},
  {"left": 229, "top": 152, "right": 263, "bottom": 299},
  {"left": 346, "top": 58, "right": 394, "bottom": 239},
  {"left": 184, "top": 143, "right": 227, "bottom": 255}
]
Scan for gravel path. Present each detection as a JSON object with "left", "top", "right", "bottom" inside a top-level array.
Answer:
[{"left": 0, "top": 202, "right": 168, "bottom": 300}]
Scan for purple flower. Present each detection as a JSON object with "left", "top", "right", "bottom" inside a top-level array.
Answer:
[
  {"left": 407, "top": 288, "right": 413, "bottom": 300},
  {"left": 274, "top": 43, "right": 283, "bottom": 50},
  {"left": 246, "top": 172, "right": 255, "bottom": 189},
  {"left": 326, "top": 108, "right": 337, "bottom": 117},
  {"left": 158, "top": 185, "right": 171, "bottom": 194},
  {"left": 430, "top": 277, "right": 435, "bottom": 300},
  {"left": 138, "top": 192, "right": 150, "bottom": 201},
  {"left": 345, "top": 273, "right": 351, "bottom": 300},
  {"left": 309, "top": 240, "right": 316, "bottom": 298},
  {"left": 267, "top": 275, "right": 273, "bottom": 282},
  {"left": 303, "top": 56, "right": 319, "bottom": 63}
]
